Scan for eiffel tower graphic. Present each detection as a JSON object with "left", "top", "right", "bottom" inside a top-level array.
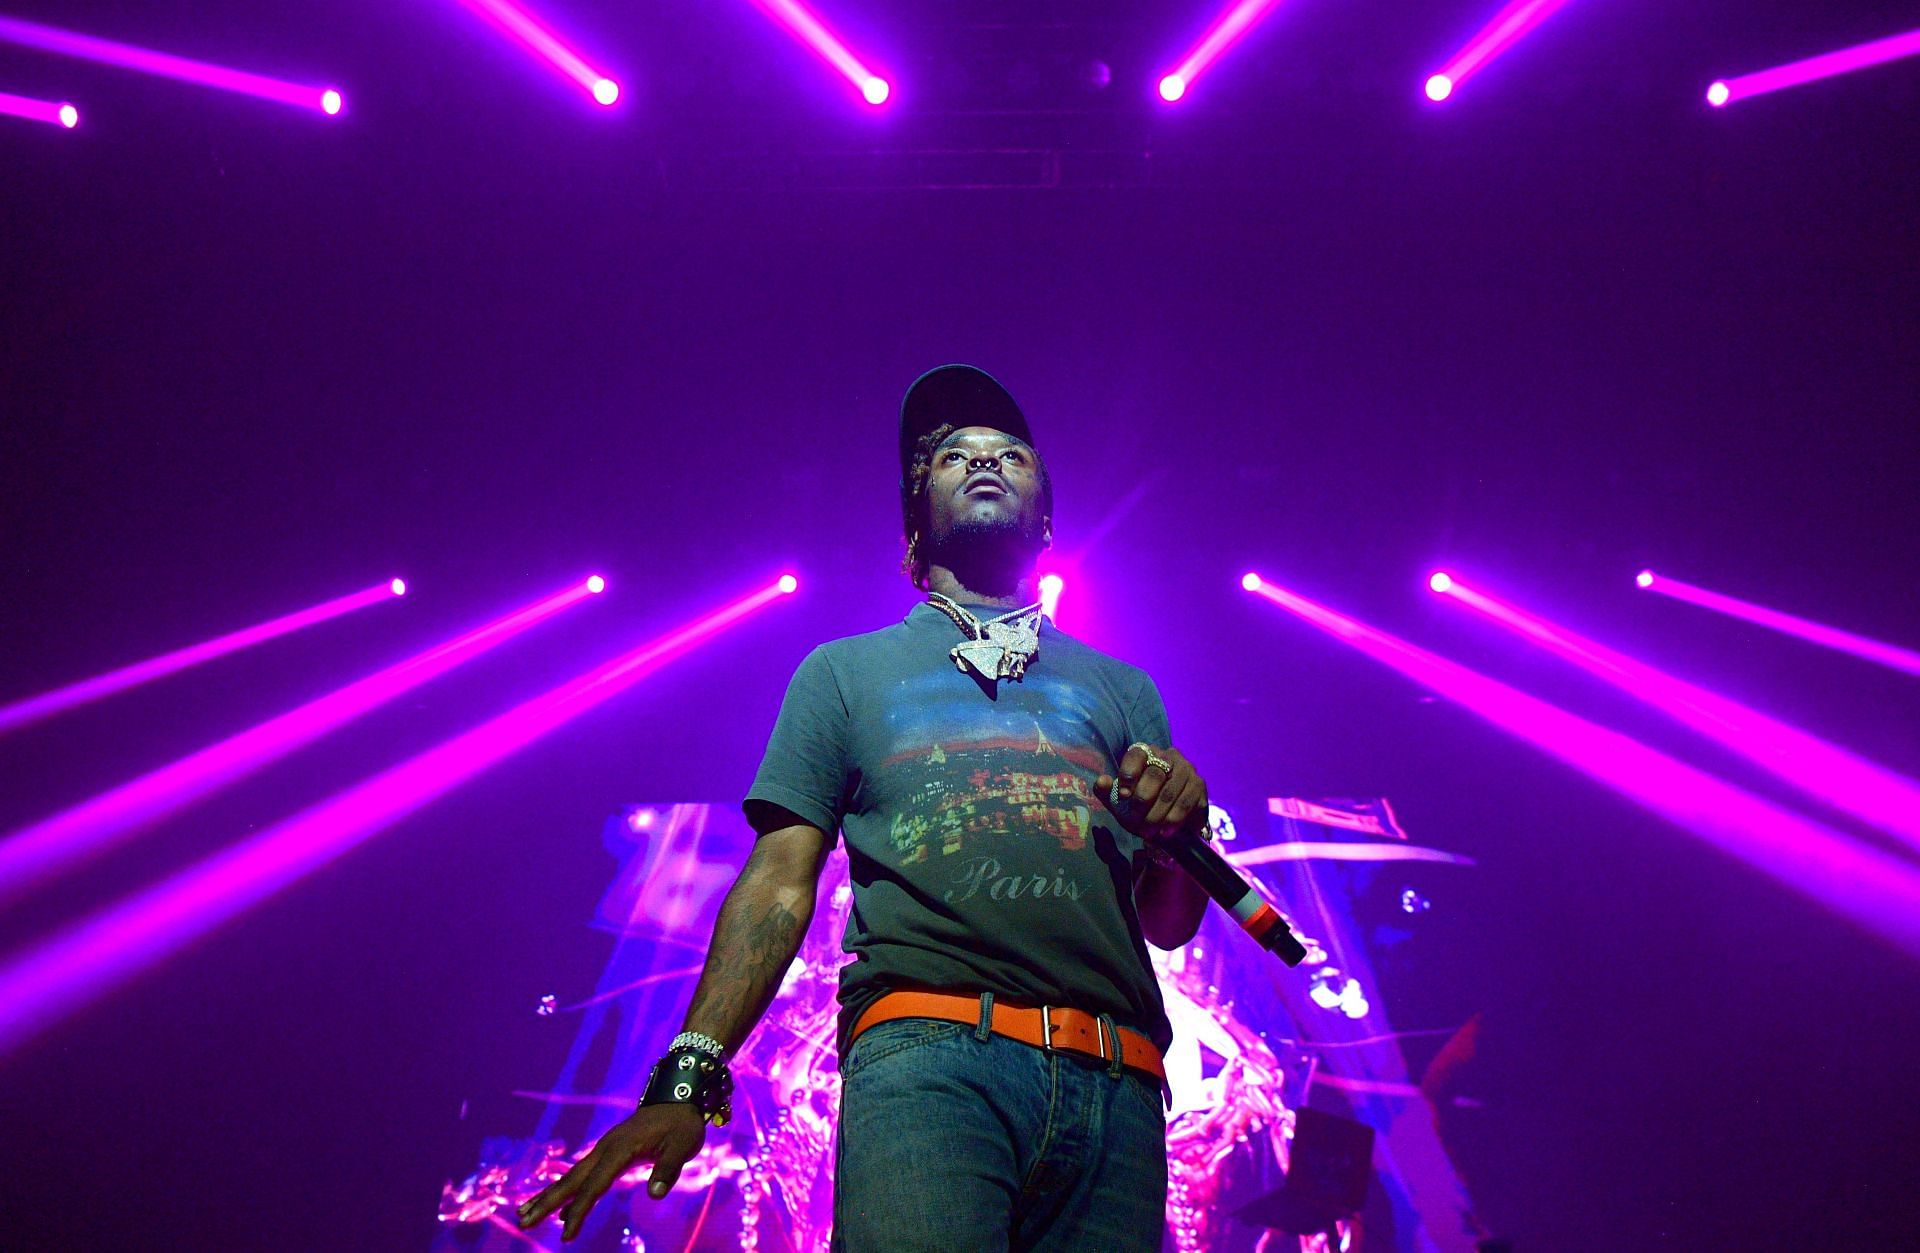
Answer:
[{"left": 1034, "top": 724, "right": 1054, "bottom": 756}]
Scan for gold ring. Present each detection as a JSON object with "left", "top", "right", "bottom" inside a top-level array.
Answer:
[{"left": 1143, "top": 753, "right": 1173, "bottom": 776}]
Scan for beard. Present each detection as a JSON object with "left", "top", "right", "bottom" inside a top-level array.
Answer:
[
  {"left": 924, "top": 503, "right": 1046, "bottom": 597},
  {"left": 943, "top": 507, "right": 1042, "bottom": 550}
]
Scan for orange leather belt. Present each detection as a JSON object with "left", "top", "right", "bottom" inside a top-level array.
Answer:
[{"left": 850, "top": 989, "right": 1166, "bottom": 1083}]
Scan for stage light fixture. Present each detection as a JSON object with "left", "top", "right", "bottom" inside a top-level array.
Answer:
[
  {"left": 450, "top": 0, "right": 621, "bottom": 107},
  {"left": 0, "top": 577, "right": 797, "bottom": 1057},
  {"left": 586, "top": 575, "right": 606, "bottom": 594},
  {"left": 1635, "top": 570, "right": 1654, "bottom": 589},
  {"left": 744, "top": 0, "right": 893, "bottom": 107},
  {"left": 1705, "top": 27, "right": 1920, "bottom": 108},
  {"left": 778, "top": 574, "right": 800, "bottom": 594},
  {"left": 0, "top": 581, "right": 401, "bottom": 737},
  {"left": 0, "top": 578, "right": 602, "bottom": 902},
  {"left": 1428, "top": 572, "right": 1454, "bottom": 594},
  {"left": 0, "top": 15, "right": 344, "bottom": 115},
  {"left": 1422, "top": 0, "right": 1578, "bottom": 103},
  {"left": 1243, "top": 574, "right": 1920, "bottom": 958},
  {"left": 0, "top": 89, "right": 77, "bottom": 128},
  {"left": 1242, "top": 572, "right": 1263, "bottom": 591},
  {"left": 390, "top": 578, "right": 408, "bottom": 597},
  {"left": 1155, "top": 0, "right": 1290, "bottom": 103},
  {"left": 1641, "top": 571, "right": 1920, "bottom": 679},
  {"left": 1436, "top": 573, "right": 1920, "bottom": 854}
]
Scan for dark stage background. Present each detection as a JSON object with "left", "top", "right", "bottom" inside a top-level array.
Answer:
[{"left": 3, "top": 1, "right": 1918, "bottom": 1248}]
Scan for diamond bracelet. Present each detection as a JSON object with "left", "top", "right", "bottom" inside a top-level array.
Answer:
[{"left": 670, "top": 1030, "right": 726, "bottom": 1059}]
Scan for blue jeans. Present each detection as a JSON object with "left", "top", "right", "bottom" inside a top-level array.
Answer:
[{"left": 832, "top": 1013, "right": 1168, "bottom": 1252}]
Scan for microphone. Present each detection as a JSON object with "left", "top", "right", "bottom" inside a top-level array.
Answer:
[{"left": 1110, "top": 781, "right": 1308, "bottom": 966}]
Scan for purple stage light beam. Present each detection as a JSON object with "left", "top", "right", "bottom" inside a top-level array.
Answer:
[
  {"left": 0, "top": 577, "right": 603, "bottom": 904},
  {"left": 1239, "top": 574, "right": 1920, "bottom": 957},
  {"left": 449, "top": 0, "right": 621, "bottom": 106},
  {"left": 1707, "top": 28, "right": 1920, "bottom": 108},
  {"left": 0, "top": 15, "right": 343, "bottom": 115},
  {"left": 0, "top": 580, "right": 402, "bottom": 738},
  {"left": 0, "top": 576, "right": 797, "bottom": 1057},
  {"left": 745, "top": 0, "right": 891, "bottom": 105},
  {"left": 1156, "top": 0, "right": 1290, "bottom": 103},
  {"left": 1423, "top": 0, "right": 1578, "bottom": 103},
  {"left": 1640, "top": 571, "right": 1920, "bottom": 679},
  {"left": 0, "top": 89, "right": 78, "bottom": 127},
  {"left": 1435, "top": 573, "right": 1920, "bottom": 855}
]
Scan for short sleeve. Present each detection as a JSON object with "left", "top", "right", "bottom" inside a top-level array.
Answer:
[
  {"left": 743, "top": 645, "right": 851, "bottom": 843},
  {"left": 1124, "top": 669, "right": 1172, "bottom": 751}
]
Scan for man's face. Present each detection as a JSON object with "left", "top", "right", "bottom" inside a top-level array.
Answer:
[{"left": 924, "top": 425, "right": 1050, "bottom": 558}]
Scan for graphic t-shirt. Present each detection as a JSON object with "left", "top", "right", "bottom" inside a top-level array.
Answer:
[{"left": 744, "top": 600, "right": 1175, "bottom": 1057}]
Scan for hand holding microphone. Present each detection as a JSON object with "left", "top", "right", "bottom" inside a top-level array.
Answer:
[{"left": 1097, "top": 742, "right": 1308, "bottom": 967}]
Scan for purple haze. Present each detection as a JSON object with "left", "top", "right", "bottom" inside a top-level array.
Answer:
[
  {"left": 1158, "top": 0, "right": 1290, "bottom": 104},
  {"left": 451, "top": 0, "right": 619, "bottom": 105},
  {"left": 1426, "top": 0, "right": 1578, "bottom": 101},
  {"left": 0, "top": 579, "right": 599, "bottom": 904},
  {"left": 1241, "top": 575, "right": 1920, "bottom": 958},
  {"left": 0, "top": 14, "right": 341, "bottom": 114},
  {"left": 0, "top": 580, "right": 398, "bottom": 737},
  {"left": 0, "top": 89, "right": 77, "bottom": 127},
  {"left": 1642, "top": 571, "right": 1920, "bottom": 678},
  {"left": 0, "top": 577, "right": 793, "bottom": 1057},
  {"left": 1438, "top": 574, "right": 1920, "bottom": 856},
  {"left": 1709, "top": 28, "right": 1920, "bottom": 107},
  {"left": 748, "top": 0, "right": 891, "bottom": 106}
]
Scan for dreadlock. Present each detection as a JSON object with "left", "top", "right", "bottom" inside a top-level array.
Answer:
[{"left": 899, "top": 422, "right": 1053, "bottom": 591}]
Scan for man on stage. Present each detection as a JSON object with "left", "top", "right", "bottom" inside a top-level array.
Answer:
[{"left": 519, "top": 364, "right": 1213, "bottom": 1249}]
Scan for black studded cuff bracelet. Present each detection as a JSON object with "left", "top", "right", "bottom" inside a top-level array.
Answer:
[{"left": 640, "top": 1048, "right": 734, "bottom": 1126}]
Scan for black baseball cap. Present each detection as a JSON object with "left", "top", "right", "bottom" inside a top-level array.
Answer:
[{"left": 897, "top": 365, "right": 1035, "bottom": 486}]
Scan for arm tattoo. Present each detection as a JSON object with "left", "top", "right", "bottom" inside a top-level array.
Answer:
[{"left": 680, "top": 850, "right": 810, "bottom": 1051}]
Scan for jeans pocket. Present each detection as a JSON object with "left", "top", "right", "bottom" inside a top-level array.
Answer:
[
  {"left": 841, "top": 1018, "right": 970, "bottom": 1081},
  {"left": 1120, "top": 1070, "right": 1168, "bottom": 1123}
]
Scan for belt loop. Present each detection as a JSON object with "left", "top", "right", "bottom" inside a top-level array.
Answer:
[
  {"left": 974, "top": 992, "right": 994, "bottom": 1042},
  {"left": 1097, "top": 1013, "right": 1124, "bottom": 1079}
]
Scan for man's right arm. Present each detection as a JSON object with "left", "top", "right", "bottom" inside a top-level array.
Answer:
[
  {"left": 678, "top": 815, "right": 830, "bottom": 1051},
  {"left": 517, "top": 813, "right": 829, "bottom": 1241}
]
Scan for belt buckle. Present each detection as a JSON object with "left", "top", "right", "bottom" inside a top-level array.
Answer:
[{"left": 1039, "top": 1004, "right": 1055, "bottom": 1051}]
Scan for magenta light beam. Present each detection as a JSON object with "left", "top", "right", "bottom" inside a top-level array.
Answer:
[
  {"left": 450, "top": 0, "right": 620, "bottom": 106},
  {"left": 0, "top": 577, "right": 603, "bottom": 903},
  {"left": 1157, "top": 0, "right": 1289, "bottom": 103},
  {"left": 0, "top": 576, "right": 797, "bottom": 1057},
  {"left": 746, "top": 0, "right": 891, "bottom": 105},
  {"left": 0, "top": 89, "right": 78, "bottom": 127},
  {"left": 1435, "top": 573, "right": 1920, "bottom": 856},
  {"left": 1708, "top": 28, "right": 1920, "bottom": 108},
  {"left": 1423, "top": 0, "right": 1577, "bottom": 103},
  {"left": 1640, "top": 570, "right": 1920, "bottom": 679},
  {"left": 1239, "top": 573, "right": 1920, "bottom": 957},
  {"left": 0, "top": 15, "right": 342, "bottom": 115},
  {"left": 0, "top": 580, "right": 402, "bottom": 738}
]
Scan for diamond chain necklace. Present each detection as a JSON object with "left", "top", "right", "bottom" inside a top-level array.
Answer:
[{"left": 925, "top": 592, "right": 1044, "bottom": 683}]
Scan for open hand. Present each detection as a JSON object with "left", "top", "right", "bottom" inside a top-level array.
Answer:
[{"left": 516, "top": 1104, "right": 706, "bottom": 1242}]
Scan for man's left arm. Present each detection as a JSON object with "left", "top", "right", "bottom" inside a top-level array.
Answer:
[{"left": 1097, "top": 742, "right": 1211, "bottom": 949}]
